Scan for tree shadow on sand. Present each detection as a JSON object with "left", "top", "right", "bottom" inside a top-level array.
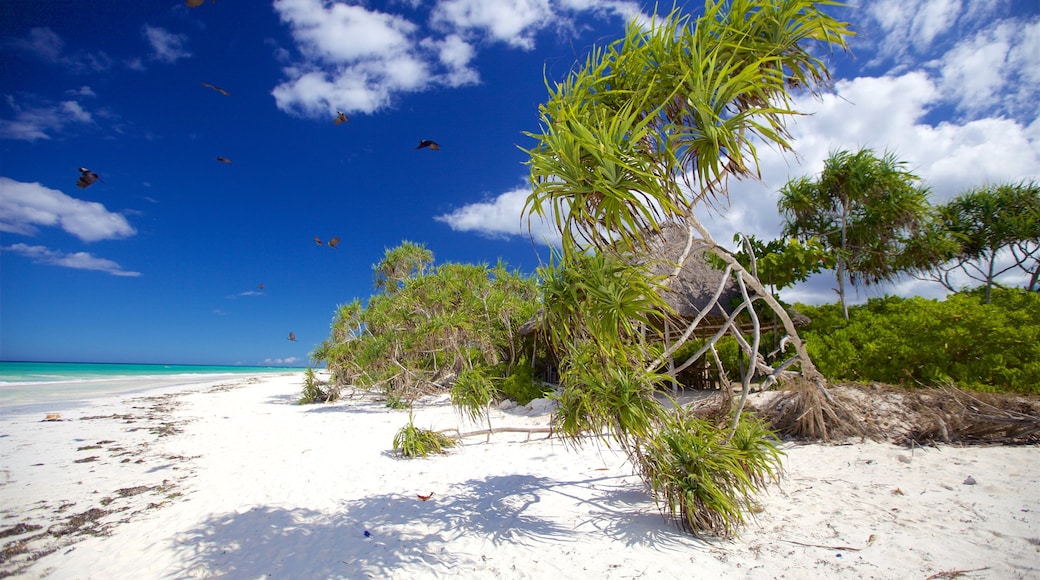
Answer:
[{"left": 172, "top": 472, "right": 701, "bottom": 577}]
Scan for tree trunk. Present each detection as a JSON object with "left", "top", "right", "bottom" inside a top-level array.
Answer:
[{"left": 687, "top": 216, "right": 825, "bottom": 383}]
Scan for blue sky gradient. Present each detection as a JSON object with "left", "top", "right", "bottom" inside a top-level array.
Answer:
[{"left": 1, "top": 1, "right": 1037, "bottom": 366}]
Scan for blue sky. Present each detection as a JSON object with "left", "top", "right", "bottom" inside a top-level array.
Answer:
[{"left": 1, "top": 1, "right": 1037, "bottom": 366}]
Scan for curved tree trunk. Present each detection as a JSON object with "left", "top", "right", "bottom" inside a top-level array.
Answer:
[{"left": 685, "top": 215, "right": 825, "bottom": 384}]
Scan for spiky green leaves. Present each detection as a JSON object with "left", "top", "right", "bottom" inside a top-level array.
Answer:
[{"left": 639, "top": 411, "right": 783, "bottom": 537}]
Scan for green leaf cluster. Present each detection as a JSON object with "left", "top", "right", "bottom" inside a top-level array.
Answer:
[
  {"left": 799, "top": 288, "right": 1040, "bottom": 393},
  {"left": 639, "top": 411, "right": 783, "bottom": 537},
  {"left": 524, "top": 0, "right": 853, "bottom": 253},
  {"left": 726, "top": 234, "right": 835, "bottom": 292},
  {"left": 900, "top": 181, "right": 1040, "bottom": 301},
  {"left": 779, "top": 148, "right": 931, "bottom": 318}
]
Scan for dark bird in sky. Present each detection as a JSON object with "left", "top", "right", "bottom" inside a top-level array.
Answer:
[
  {"left": 288, "top": 332, "right": 297, "bottom": 342},
  {"left": 186, "top": 0, "right": 214, "bottom": 7},
  {"left": 334, "top": 112, "right": 349, "bottom": 125},
  {"left": 328, "top": 236, "right": 340, "bottom": 249},
  {"left": 258, "top": 283, "right": 264, "bottom": 290},
  {"left": 416, "top": 140, "right": 440, "bottom": 151},
  {"left": 216, "top": 156, "right": 232, "bottom": 164},
  {"left": 417, "top": 492, "right": 434, "bottom": 501},
  {"left": 76, "top": 167, "right": 101, "bottom": 188},
  {"left": 200, "top": 82, "right": 230, "bottom": 96},
  {"left": 314, "top": 236, "right": 323, "bottom": 246}
]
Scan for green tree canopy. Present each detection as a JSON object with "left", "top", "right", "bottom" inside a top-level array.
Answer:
[
  {"left": 524, "top": 0, "right": 853, "bottom": 256},
  {"left": 902, "top": 181, "right": 1039, "bottom": 301},
  {"left": 778, "top": 148, "right": 931, "bottom": 318},
  {"left": 316, "top": 243, "right": 541, "bottom": 405}
]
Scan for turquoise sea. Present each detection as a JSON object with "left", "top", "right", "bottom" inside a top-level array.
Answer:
[{"left": 0, "top": 361, "right": 305, "bottom": 410}]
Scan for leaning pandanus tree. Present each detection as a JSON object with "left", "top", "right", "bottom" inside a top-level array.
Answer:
[{"left": 522, "top": 0, "right": 859, "bottom": 536}]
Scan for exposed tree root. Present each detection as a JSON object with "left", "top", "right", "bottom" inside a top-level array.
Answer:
[{"left": 757, "top": 378, "right": 870, "bottom": 442}]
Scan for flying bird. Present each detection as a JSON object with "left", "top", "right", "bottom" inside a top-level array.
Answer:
[
  {"left": 200, "top": 82, "right": 230, "bottom": 96},
  {"left": 416, "top": 140, "right": 440, "bottom": 151},
  {"left": 216, "top": 156, "right": 232, "bottom": 165},
  {"left": 314, "top": 236, "right": 323, "bottom": 246},
  {"left": 258, "top": 283, "right": 264, "bottom": 290},
  {"left": 288, "top": 332, "right": 297, "bottom": 342},
  {"left": 76, "top": 167, "right": 101, "bottom": 188},
  {"left": 186, "top": 0, "right": 214, "bottom": 7},
  {"left": 328, "top": 236, "right": 340, "bottom": 249},
  {"left": 334, "top": 111, "right": 349, "bottom": 125},
  {"left": 417, "top": 492, "right": 434, "bottom": 502}
]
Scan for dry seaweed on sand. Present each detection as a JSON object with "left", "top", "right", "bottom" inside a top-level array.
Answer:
[
  {"left": 752, "top": 381, "right": 1040, "bottom": 445},
  {"left": 903, "top": 386, "right": 1040, "bottom": 446}
]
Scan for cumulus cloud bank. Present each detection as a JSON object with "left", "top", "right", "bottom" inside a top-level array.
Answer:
[{"left": 270, "top": 0, "right": 645, "bottom": 117}]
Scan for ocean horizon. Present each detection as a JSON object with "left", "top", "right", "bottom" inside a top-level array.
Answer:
[{"left": 0, "top": 361, "right": 307, "bottom": 410}]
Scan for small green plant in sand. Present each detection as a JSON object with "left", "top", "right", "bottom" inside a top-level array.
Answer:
[
  {"left": 384, "top": 390, "right": 409, "bottom": 409},
  {"left": 298, "top": 368, "right": 339, "bottom": 404},
  {"left": 392, "top": 412, "right": 458, "bottom": 458}
]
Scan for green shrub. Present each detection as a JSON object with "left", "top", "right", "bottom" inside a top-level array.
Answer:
[
  {"left": 384, "top": 391, "right": 408, "bottom": 409},
  {"left": 392, "top": 413, "right": 457, "bottom": 458},
  {"left": 639, "top": 411, "right": 783, "bottom": 537},
  {"left": 798, "top": 288, "right": 1040, "bottom": 393},
  {"left": 498, "top": 362, "right": 553, "bottom": 405}
]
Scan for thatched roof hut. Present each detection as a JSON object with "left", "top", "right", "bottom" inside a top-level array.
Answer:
[
  {"left": 518, "top": 221, "right": 808, "bottom": 340},
  {"left": 640, "top": 221, "right": 810, "bottom": 336},
  {"left": 640, "top": 222, "right": 741, "bottom": 323}
]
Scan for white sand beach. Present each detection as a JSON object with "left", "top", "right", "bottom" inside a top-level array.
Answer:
[{"left": 1, "top": 373, "right": 1037, "bottom": 579}]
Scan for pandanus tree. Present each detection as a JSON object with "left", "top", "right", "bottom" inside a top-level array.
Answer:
[
  {"left": 522, "top": 1, "right": 855, "bottom": 535},
  {"left": 902, "top": 181, "right": 1040, "bottom": 302},
  {"left": 778, "top": 148, "right": 931, "bottom": 319}
]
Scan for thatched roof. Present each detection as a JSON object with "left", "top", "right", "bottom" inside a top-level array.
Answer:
[
  {"left": 639, "top": 222, "right": 743, "bottom": 321},
  {"left": 518, "top": 221, "right": 809, "bottom": 338},
  {"left": 639, "top": 221, "right": 810, "bottom": 331}
]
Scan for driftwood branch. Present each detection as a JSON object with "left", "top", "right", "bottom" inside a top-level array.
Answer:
[{"left": 439, "top": 426, "right": 554, "bottom": 442}]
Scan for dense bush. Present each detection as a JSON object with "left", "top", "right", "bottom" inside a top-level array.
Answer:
[
  {"left": 798, "top": 288, "right": 1040, "bottom": 393},
  {"left": 497, "top": 362, "right": 554, "bottom": 405},
  {"left": 314, "top": 243, "right": 542, "bottom": 406}
]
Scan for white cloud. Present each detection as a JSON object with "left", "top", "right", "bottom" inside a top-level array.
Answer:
[
  {"left": 270, "top": 0, "right": 642, "bottom": 118},
  {"left": 264, "top": 357, "right": 301, "bottom": 365},
  {"left": 0, "top": 96, "right": 94, "bottom": 141},
  {"left": 142, "top": 25, "right": 192, "bottom": 64},
  {"left": 861, "top": 0, "right": 1006, "bottom": 63},
  {"left": 434, "top": 184, "right": 560, "bottom": 245},
  {"left": 277, "top": 0, "right": 417, "bottom": 62},
  {"left": 272, "top": 0, "right": 436, "bottom": 116},
  {"left": 66, "top": 86, "right": 96, "bottom": 98},
  {"left": 2, "top": 243, "right": 140, "bottom": 277},
  {"left": 0, "top": 177, "right": 136, "bottom": 241},
  {"left": 431, "top": 0, "right": 553, "bottom": 49},
  {"left": 938, "top": 18, "right": 1040, "bottom": 119},
  {"left": 424, "top": 34, "right": 479, "bottom": 87}
]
